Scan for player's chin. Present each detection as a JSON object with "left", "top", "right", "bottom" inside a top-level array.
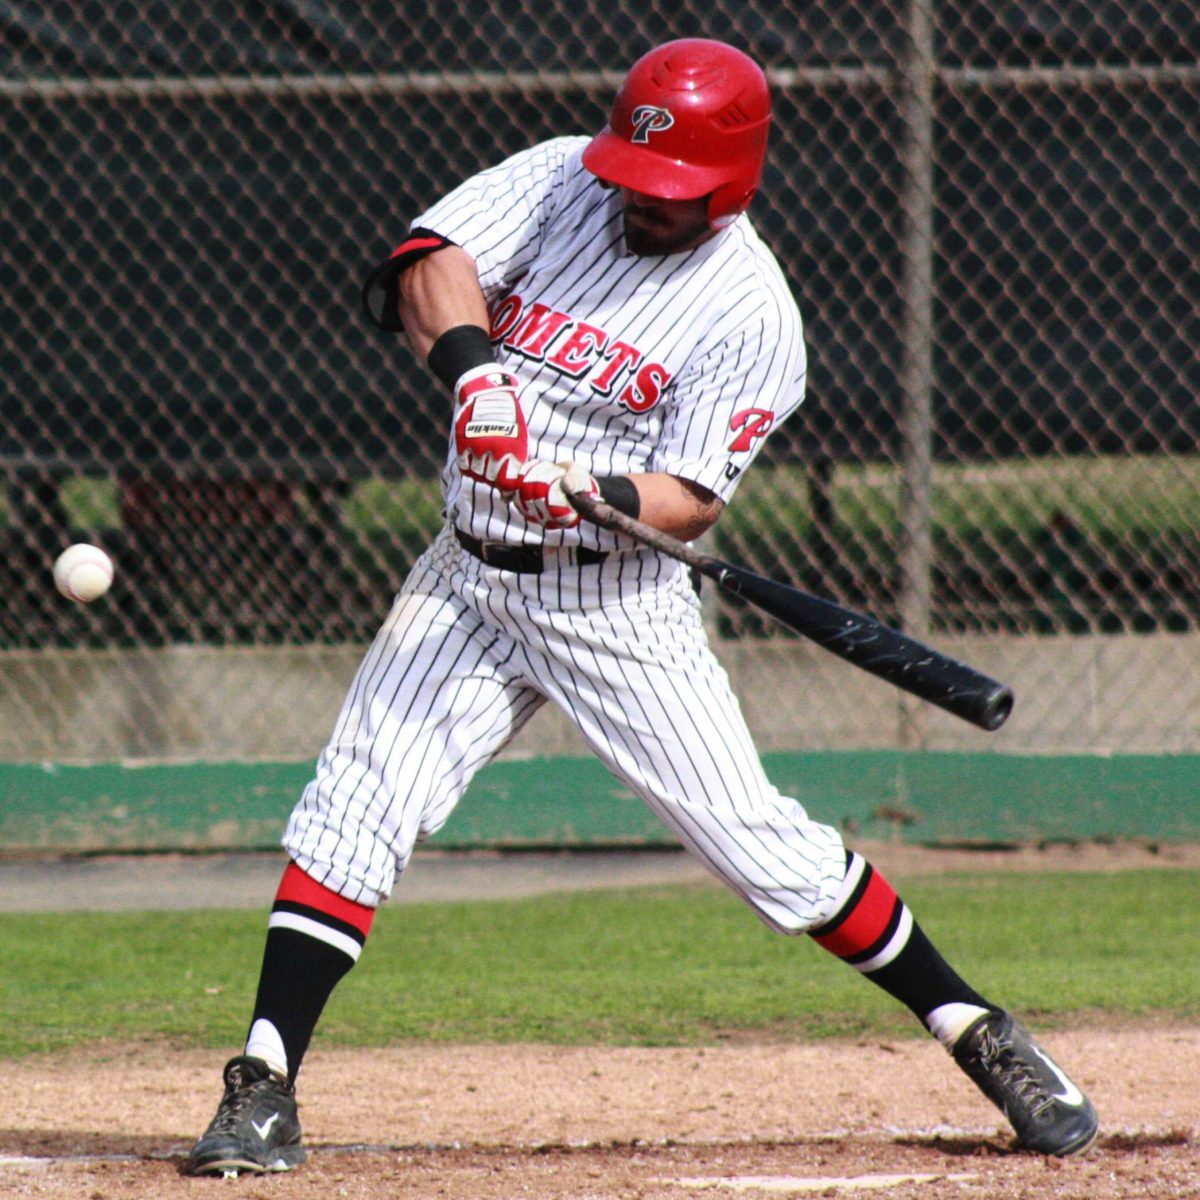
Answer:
[
  {"left": 623, "top": 218, "right": 709, "bottom": 257},
  {"left": 623, "top": 221, "right": 678, "bottom": 256},
  {"left": 624, "top": 231, "right": 675, "bottom": 256}
]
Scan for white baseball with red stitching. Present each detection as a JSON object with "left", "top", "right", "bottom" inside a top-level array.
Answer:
[{"left": 53, "top": 543, "right": 114, "bottom": 603}]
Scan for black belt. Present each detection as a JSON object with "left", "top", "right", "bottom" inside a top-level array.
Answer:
[{"left": 455, "top": 528, "right": 607, "bottom": 574}]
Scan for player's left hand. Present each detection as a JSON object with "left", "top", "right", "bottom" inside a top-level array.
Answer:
[
  {"left": 513, "top": 460, "right": 599, "bottom": 530},
  {"left": 454, "top": 365, "right": 529, "bottom": 494}
]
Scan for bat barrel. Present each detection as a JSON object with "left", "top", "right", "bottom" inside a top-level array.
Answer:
[
  {"left": 841, "top": 639, "right": 1016, "bottom": 732},
  {"left": 715, "top": 568, "right": 1016, "bottom": 732}
]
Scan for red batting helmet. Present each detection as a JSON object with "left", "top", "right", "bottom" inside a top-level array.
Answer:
[{"left": 582, "top": 39, "right": 771, "bottom": 229}]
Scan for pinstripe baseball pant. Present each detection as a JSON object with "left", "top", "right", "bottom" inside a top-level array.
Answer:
[{"left": 285, "top": 527, "right": 848, "bottom": 932}]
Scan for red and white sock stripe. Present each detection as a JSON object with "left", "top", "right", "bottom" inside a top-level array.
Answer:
[
  {"left": 267, "top": 862, "right": 376, "bottom": 963},
  {"left": 809, "top": 852, "right": 912, "bottom": 973}
]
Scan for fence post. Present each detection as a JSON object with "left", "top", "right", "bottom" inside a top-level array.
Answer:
[{"left": 897, "top": 0, "right": 937, "bottom": 747}]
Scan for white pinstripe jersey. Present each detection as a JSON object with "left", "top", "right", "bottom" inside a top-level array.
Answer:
[
  {"left": 412, "top": 136, "right": 807, "bottom": 551},
  {"left": 284, "top": 140, "right": 850, "bottom": 922}
]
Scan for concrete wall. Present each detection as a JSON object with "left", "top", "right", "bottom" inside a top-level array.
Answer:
[{"left": 1, "top": 632, "right": 1197, "bottom": 764}]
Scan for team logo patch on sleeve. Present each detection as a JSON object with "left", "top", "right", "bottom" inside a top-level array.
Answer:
[{"left": 728, "top": 408, "right": 775, "bottom": 452}]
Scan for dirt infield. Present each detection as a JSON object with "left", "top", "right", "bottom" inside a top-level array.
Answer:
[
  {"left": 3, "top": 1026, "right": 1197, "bottom": 1199},
  {"left": 3, "top": 844, "right": 1197, "bottom": 1197}
]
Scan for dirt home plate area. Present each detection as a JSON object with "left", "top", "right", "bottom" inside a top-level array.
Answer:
[
  {"left": 2, "top": 845, "right": 1198, "bottom": 1199},
  {"left": 2, "top": 1031, "right": 1197, "bottom": 1199}
]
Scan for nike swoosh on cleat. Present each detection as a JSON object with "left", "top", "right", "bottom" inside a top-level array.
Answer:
[
  {"left": 251, "top": 1113, "right": 281, "bottom": 1139},
  {"left": 1033, "top": 1049, "right": 1086, "bottom": 1106}
]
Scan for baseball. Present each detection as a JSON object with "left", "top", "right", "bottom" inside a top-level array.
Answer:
[{"left": 53, "top": 543, "right": 114, "bottom": 603}]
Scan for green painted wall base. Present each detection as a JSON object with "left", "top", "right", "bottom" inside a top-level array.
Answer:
[{"left": 2, "top": 751, "right": 1197, "bottom": 853}]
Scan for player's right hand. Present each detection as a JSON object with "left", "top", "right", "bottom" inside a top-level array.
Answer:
[
  {"left": 453, "top": 365, "right": 529, "bottom": 494},
  {"left": 513, "top": 460, "right": 599, "bottom": 529}
]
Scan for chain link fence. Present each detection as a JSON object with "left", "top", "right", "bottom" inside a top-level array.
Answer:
[{"left": 3, "top": 2, "right": 1198, "bottom": 759}]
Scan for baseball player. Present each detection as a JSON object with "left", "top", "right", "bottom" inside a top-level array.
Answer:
[{"left": 184, "top": 39, "right": 1098, "bottom": 1176}]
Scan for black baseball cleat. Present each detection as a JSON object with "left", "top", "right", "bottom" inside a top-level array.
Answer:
[
  {"left": 952, "top": 1010, "right": 1099, "bottom": 1156},
  {"left": 182, "top": 1055, "right": 305, "bottom": 1176}
]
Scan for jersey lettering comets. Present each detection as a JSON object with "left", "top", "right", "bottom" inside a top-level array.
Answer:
[
  {"left": 409, "top": 135, "right": 807, "bottom": 548},
  {"left": 489, "top": 294, "right": 668, "bottom": 410}
]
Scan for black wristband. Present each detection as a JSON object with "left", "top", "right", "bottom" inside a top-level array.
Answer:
[
  {"left": 596, "top": 475, "right": 641, "bottom": 519},
  {"left": 427, "top": 325, "right": 496, "bottom": 392}
]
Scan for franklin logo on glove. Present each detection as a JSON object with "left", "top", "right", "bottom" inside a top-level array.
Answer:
[
  {"left": 454, "top": 364, "right": 529, "bottom": 492},
  {"left": 464, "top": 395, "right": 521, "bottom": 439}
]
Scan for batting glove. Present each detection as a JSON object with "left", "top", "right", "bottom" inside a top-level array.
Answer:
[
  {"left": 453, "top": 365, "right": 529, "bottom": 494},
  {"left": 514, "top": 460, "right": 599, "bottom": 530}
]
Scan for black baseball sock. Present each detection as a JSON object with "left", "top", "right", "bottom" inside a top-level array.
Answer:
[
  {"left": 809, "top": 851, "right": 996, "bottom": 1043},
  {"left": 248, "top": 927, "right": 355, "bottom": 1085},
  {"left": 244, "top": 861, "right": 376, "bottom": 1084}
]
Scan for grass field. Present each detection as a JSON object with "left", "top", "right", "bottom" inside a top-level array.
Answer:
[
  {"left": 9, "top": 453, "right": 1195, "bottom": 543},
  {"left": 3, "top": 870, "right": 1196, "bottom": 1059},
  {"left": 723, "top": 452, "right": 1200, "bottom": 543}
]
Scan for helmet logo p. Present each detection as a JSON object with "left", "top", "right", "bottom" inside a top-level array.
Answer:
[{"left": 630, "top": 105, "right": 675, "bottom": 144}]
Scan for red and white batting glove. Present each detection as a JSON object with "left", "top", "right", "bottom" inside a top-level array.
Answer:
[
  {"left": 453, "top": 365, "right": 529, "bottom": 494},
  {"left": 514, "top": 460, "right": 600, "bottom": 530}
]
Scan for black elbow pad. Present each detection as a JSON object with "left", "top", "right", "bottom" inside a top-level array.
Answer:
[{"left": 361, "top": 227, "right": 456, "bottom": 331}]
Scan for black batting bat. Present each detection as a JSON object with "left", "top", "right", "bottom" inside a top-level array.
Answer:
[{"left": 567, "top": 489, "right": 1013, "bottom": 732}]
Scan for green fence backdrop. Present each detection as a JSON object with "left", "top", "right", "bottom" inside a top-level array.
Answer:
[{"left": 2, "top": 3, "right": 1198, "bottom": 849}]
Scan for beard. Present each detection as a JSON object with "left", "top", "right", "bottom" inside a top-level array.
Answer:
[{"left": 622, "top": 205, "right": 712, "bottom": 256}]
